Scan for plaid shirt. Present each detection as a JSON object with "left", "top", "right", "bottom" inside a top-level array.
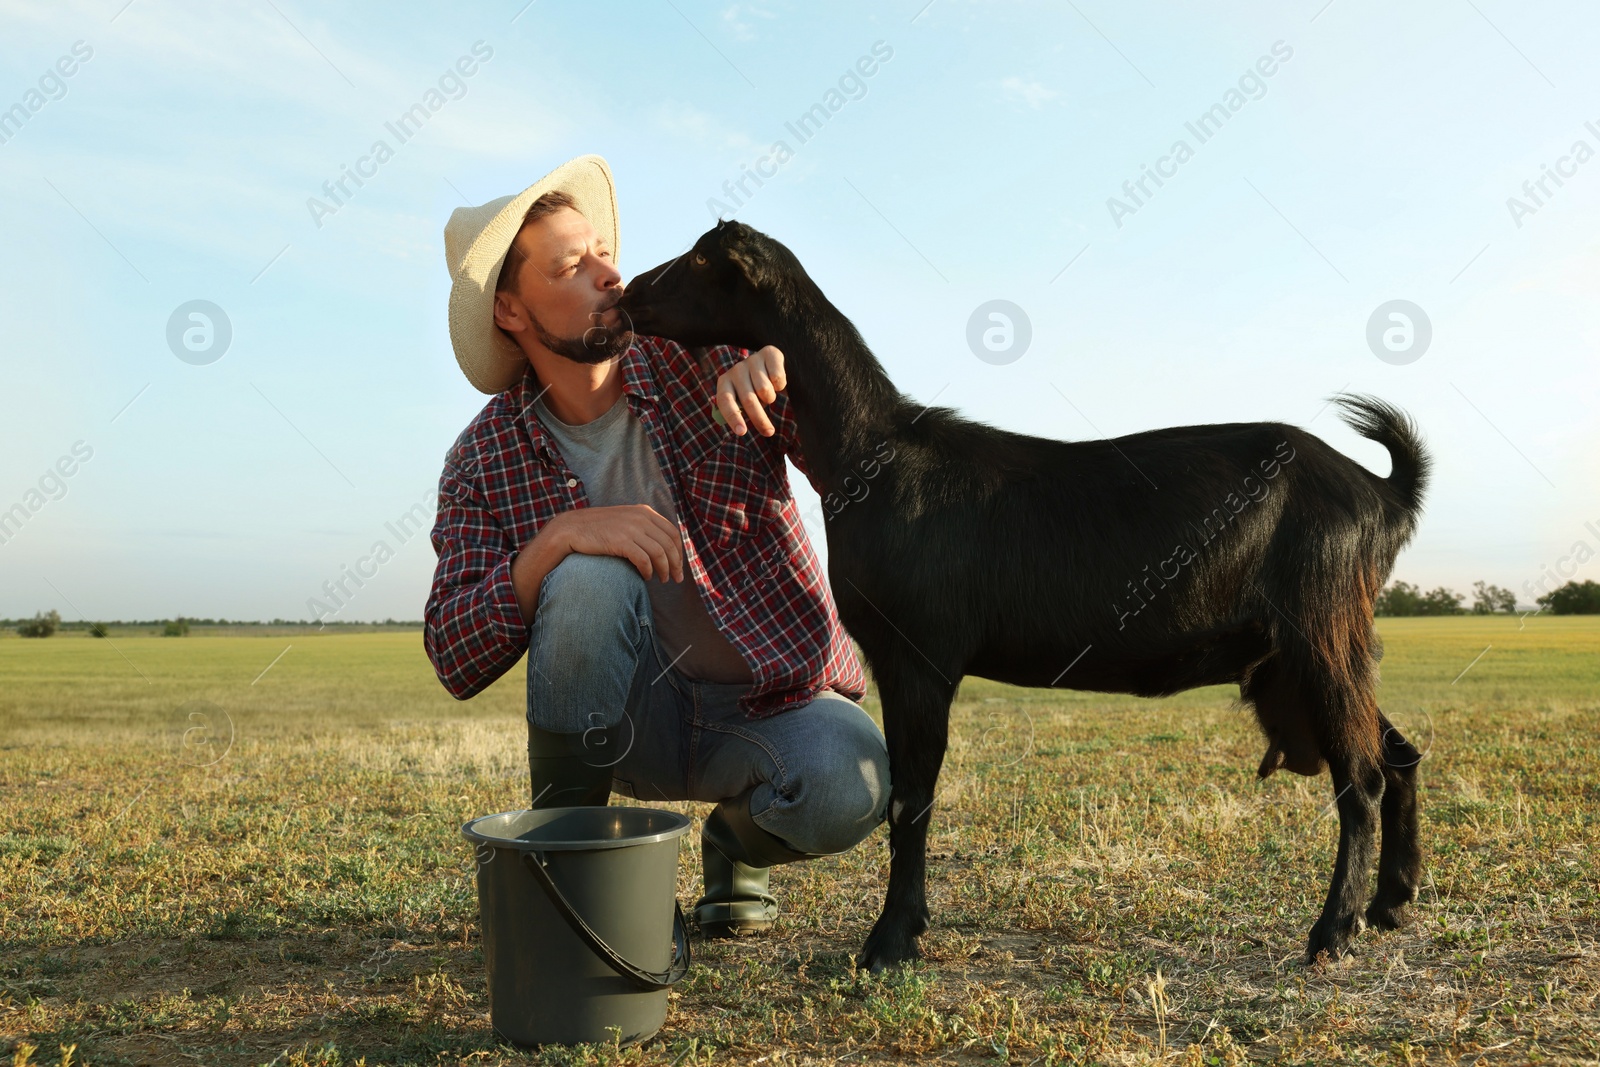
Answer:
[{"left": 423, "top": 334, "right": 867, "bottom": 718}]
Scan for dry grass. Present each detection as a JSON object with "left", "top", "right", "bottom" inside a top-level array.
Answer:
[{"left": 1, "top": 617, "right": 1597, "bottom": 1065}]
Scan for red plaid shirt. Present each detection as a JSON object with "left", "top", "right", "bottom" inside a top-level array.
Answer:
[{"left": 423, "top": 334, "right": 866, "bottom": 718}]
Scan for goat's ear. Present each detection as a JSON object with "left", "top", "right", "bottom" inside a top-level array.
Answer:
[{"left": 725, "top": 244, "right": 763, "bottom": 289}]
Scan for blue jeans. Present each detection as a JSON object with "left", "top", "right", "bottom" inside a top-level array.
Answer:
[{"left": 526, "top": 553, "right": 891, "bottom": 856}]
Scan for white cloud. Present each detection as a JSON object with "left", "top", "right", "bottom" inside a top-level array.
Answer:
[
  {"left": 1, "top": 0, "right": 561, "bottom": 147},
  {"left": 0, "top": 0, "right": 568, "bottom": 268},
  {"left": 720, "top": 1, "right": 780, "bottom": 43},
  {"left": 1000, "top": 76, "right": 1058, "bottom": 109}
]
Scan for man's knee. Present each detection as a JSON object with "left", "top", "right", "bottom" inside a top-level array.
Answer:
[
  {"left": 527, "top": 553, "right": 651, "bottom": 734},
  {"left": 532, "top": 553, "right": 650, "bottom": 660},
  {"left": 769, "top": 708, "right": 891, "bottom": 855},
  {"left": 538, "top": 553, "right": 646, "bottom": 624},
  {"left": 801, "top": 761, "right": 890, "bottom": 855}
]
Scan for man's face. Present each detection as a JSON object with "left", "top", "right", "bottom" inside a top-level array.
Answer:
[{"left": 493, "top": 206, "right": 631, "bottom": 364}]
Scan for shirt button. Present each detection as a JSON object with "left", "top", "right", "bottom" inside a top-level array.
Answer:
[{"left": 566, "top": 478, "right": 578, "bottom": 488}]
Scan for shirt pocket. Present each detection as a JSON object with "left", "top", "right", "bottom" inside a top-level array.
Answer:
[{"left": 684, "top": 437, "right": 785, "bottom": 548}]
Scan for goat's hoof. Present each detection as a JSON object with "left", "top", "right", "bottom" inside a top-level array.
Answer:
[
  {"left": 859, "top": 920, "right": 924, "bottom": 974},
  {"left": 1364, "top": 894, "right": 1414, "bottom": 932},
  {"left": 1304, "top": 913, "right": 1364, "bottom": 965}
]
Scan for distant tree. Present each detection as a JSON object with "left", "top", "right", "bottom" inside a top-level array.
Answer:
[
  {"left": 1471, "top": 581, "right": 1518, "bottom": 615},
  {"left": 1376, "top": 582, "right": 1464, "bottom": 616},
  {"left": 89, "top": 622, "right": 109, "bottom": 638},
  {"left": 1419, "top": 587, "right": 1465, "bottom": 615},
  {"left": 16, "top": 610, "right": 61, "bottom": 638},
  {"left": 1376, "top": 581, "right": 1424, "bottom": 616},
  {"left": 1537, "top": 580, "right": 1600, "bottom": 615},
  {"left": 163, "top": 617, "right": 191, "bottom": 637}
]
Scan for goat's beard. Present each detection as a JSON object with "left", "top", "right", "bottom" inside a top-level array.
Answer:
[{"left": 530, "top": 306, "right": 633, "bottom": 365}]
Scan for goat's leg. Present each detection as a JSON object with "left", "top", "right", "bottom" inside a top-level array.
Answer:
[
  {"left": 1366, "top": 708, "right": 1423, "bottom": 930},
  {"left": 1305, "top": 741, "right": 1385, "bottom": 963},
  {"left": 858, "top": 667, "right": 953, "bottom": 973}
]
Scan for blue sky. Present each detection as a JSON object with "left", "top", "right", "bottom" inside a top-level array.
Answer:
[{"left": 2, "top": 0, "right": 1596, "bottom": 623}]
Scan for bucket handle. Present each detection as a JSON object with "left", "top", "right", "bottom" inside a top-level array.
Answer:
[{"left": 521, "top": 850, "right": 690, "bottom": 991}]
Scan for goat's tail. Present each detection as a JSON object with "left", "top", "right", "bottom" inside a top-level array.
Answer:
[
  {"left": 1331, "top": 393, "right": 1432, "bottom": 535},
  {"left": 1250, "top": 395, "right": 1430, "bottom": 778}
]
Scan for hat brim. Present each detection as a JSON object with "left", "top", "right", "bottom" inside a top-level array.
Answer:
[{"left": 447, "top": 154, "right": 620, "bottom": 394}]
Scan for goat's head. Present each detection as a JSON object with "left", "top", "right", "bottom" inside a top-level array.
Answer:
[{"left": 618, "top": 219, "right": 795, "bottom": 350}]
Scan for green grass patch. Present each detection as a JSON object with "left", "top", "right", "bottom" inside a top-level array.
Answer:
[{"left": 1, "top": 618, "right": 1596, "bottom": 1064}]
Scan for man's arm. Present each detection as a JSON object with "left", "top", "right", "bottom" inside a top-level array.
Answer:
[
  {"left": 423, "top": 460, "right": 533, "bottom": 700},
  {"left": 764, "top": 388, "right": 812, "bottom": 486},
  {"left": 509, "top": 505, "right": 687, "bottom": 621},
  {"left": 712, "top": 345, "right": 815, "bottom": 483},
  {"left": 425, "top": 460, "right": 689, "bottom": 700}
]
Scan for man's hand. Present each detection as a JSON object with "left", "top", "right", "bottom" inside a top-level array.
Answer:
[
  {"left": 511, "top": 504, "right": 684, "bottom": 625},
  {"left": 553, "top": 505, "right": 686, "bottom": 583},
  {"left": 715, "top": 345, "right": 786, "bottom": 437}
]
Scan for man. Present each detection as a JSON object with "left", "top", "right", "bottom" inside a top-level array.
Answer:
[{"left": 424, "top": 155, "right": 891, "bottom": 937}]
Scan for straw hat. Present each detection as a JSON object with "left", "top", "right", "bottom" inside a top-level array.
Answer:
[{"left": 443, "top": 154, "right": 620, "bottom": 394}]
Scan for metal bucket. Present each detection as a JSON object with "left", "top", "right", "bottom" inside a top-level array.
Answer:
[{"left": 462, "top": 806, "right": 693, "bottom": 1047}]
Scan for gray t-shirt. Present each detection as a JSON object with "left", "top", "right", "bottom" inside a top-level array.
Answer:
[{"left": 535, "top": 393, "right": 754, "bottom": 684}]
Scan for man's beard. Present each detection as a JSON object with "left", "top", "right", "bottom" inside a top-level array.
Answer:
[{"left": 529, "top": 306, "right": 633, "bottom": 366}]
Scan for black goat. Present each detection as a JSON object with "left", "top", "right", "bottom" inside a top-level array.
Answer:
[{"left": 618, "top": 220, "right": 1432, "bottom": 973}]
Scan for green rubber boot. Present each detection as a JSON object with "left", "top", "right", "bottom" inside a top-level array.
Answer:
[
  {"left": 527, "top": 721, "right": 614, "bottom": 809},
  {"left": 693, "top": 785, "right": 817, "bottom": 938}
]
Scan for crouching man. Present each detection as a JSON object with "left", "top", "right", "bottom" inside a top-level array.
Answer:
[{"left": 423, "top": 155, "right": 890, "bottom": 937}]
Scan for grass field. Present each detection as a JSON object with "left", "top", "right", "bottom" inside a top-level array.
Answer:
[{"left": 1, "top": 616, "right": 1596, "bottom": 1065}]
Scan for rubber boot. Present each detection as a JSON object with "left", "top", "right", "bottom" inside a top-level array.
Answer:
[
  {"left": 693, "top": 785, "right": 817, "bottom": 938},
  {"left": 527, "top": 721, "right": 613, "bottom": 809}
]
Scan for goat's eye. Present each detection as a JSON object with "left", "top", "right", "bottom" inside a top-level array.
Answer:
[{"left": 693, "top": 252, "right": 708, "bottom": 266}]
